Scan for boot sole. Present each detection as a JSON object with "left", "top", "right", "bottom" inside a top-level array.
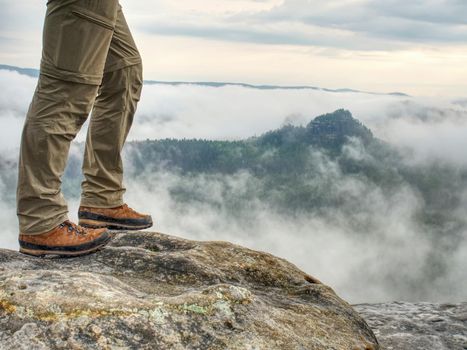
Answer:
[
  {"left": 19, "top": 235, "right": 113, "bottom": 258},
  {"left": 79, "top": 218, "right": 153, "bottom": 231}
]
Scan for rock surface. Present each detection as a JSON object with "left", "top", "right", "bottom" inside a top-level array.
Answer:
[
  {"left": 355, "top": 302, "right": 467, "bottom": 350},
  {"left": 0, "top": 231, "right": 378, "bottom": 349}
]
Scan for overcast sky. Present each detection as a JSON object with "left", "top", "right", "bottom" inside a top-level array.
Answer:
[{"left": 1, "top": 0, "right": 466, "bottom": 96}]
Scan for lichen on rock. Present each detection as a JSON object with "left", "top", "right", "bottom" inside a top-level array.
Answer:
[{"left": 0, "top": 231, "right": 379, "bottom": 349}]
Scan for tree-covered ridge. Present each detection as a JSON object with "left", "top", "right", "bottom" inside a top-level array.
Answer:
[
  {"left": 127, "top": 109, "right": 383, "bottom": 175},
  {"left": 306, "top": 109, "right": 374, "bottom": 148},
  {"left": 120, "top": 109, "right": 466, "bottom": 234},
  {"left": 1, "top": 109, "right": 465, "bottom": 236},
  {"left": 124, "top": 109, "right": 406, "bottom": 209}
]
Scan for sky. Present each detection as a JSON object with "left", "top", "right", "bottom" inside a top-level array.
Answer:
[{"left": 1, "top": 0, "right": 467, "bottom": 96}]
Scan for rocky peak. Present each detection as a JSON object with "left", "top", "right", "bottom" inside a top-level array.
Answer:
[
  {"left": 306, "top": 109, "right": 374, "bottom": 149},
  {"left": 0, "top": 231, "right": 379, "bottom": 349}
]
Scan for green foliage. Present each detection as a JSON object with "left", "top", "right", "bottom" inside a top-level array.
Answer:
[
  {"left": 2, "top": 109, "right": 465, "bottom": 238},
  {"left": 120, "top": 109, "right": 467, "bottom": 233},
  {"left": 128, "top": 109, "right": 376, "bottom": 175}
]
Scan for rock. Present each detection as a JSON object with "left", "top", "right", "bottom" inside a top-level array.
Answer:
[
  {"left": 355, "top": 302, "right": 467, "bottom": 350},
  {"left": 0, "top": 231, "right": 379, "bottom": 349}
]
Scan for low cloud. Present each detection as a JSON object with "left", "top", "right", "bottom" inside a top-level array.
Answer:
[
  {"left": 131, "top": 0, "right": 467, "bottom": 50},
  {"left": 2, "top": 1, "right": 466, "bottom": 97},
  {"left": 245, "top": 0, "right": 467, "bottom": 46},
  {"left": 4, "top": 0, "right": 467, "bottom": 51},
  {"left": 1, "top": 69, "right": 467, "bottom": 303},
  {"left": 118, "top": 147, "right": 467, "bottom": 303}
]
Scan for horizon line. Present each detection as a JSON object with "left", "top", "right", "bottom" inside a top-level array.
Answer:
[{"left": 0, "top": 63, "right": 410, "bottom": 97}]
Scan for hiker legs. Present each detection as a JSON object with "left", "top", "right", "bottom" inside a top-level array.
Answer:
[
  {"left": 80, "top": 7, "right": 143, "bottom": 208},
  {"left": 80, "top": 64, "right": 143, "bottom": 208},
  {"left": 16, "top": 76, "right": 99, "bottom": 234},
  {"left": 16, "top": 0, "right": 119, "bottom": 235}
]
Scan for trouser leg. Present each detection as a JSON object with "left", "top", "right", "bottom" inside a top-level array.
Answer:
[
  {"left": 80, "top": 63, "right": 143, "bottom": 207},
  {"left": 16, "top": 76, "right": 99, "bottom": 234},
  {"left": 80, "top": 6, "right": 143, "bottom": 208},
  {"left": 16, "top": 0, "right": 119, "bottom": 235}
]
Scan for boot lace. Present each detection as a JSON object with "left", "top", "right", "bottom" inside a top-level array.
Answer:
[
  {"left": 59, "top": 220, "right": 87, "bottom": 236},
  {"left": 121, "top": 203, "right": 138, "bottom": 215},
  {"left": 113, "top": 204, "right": 139, "bottom": 217}
]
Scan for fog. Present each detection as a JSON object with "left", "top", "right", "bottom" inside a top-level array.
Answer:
[
  {"left": 115, "top": 143, "right": 467, "bottom": 303},
  {"left": 2, "top": 69, "right": 467, "bottom": 162},
  {"left": 0, "top": 68, "right": 466, "bottom": 303}
]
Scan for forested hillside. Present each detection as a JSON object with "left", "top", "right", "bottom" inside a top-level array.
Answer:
[
  {"left": 2, "top": 109, "right": 466, "bottom": 236},
  {"left": 113, "top": 110, "right": 465, "bottom": 234}
]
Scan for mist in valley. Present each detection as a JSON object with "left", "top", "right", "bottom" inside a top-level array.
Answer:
[{"left": 0, "top": 69, "right": 466, "bottom": 304}]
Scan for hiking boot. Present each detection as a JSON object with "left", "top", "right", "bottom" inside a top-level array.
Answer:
[
  {"left": 78, "top": 203, "right": 153, "bottom": 230},
  {"left": 19, "top": 220, "right": 113, "bottom": 257}
]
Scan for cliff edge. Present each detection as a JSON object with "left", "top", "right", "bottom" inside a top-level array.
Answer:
[{"left": 0, "top": 231, "right": 378, "bottom": 349}]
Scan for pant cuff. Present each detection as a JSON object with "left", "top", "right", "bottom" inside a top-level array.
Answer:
[
  {"left": 79, "top": 198, "right": 125, "bottom": 209},
  {"left": 19, "top": 213, "right": 69, "bottom": 236}
]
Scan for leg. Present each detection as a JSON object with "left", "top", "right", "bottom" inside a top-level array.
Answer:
[
  {"left": 80, "top": 64, "right": 143, "bottom": 207},
  {"left": 16, "top": 75, "right": 99, "bottom": 234},
  {"left": 81, "top": 6, "right": 143, "bottom": 208},
  {"left": 79, "top": 6, "right": 152, "bottom": 230},
  {"left": 16, "top": 0, "right": 119, "bottom": 235},
  {"left": 78, "top": 75, "right": 152, "bottom": 232}
]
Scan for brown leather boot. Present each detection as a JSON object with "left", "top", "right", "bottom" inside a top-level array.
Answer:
[
  {"left": 78, "top": 203, "right": 153, "bottom": 230},
  {"left": 19, "top": 220, "right": 113, "bottom": 257}
]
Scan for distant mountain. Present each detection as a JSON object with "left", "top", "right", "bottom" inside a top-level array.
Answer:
[
  {"left": 114, "top": 109, "right": 466, "bottom": 227},
  {"left": 126, "top": 109, "right": 387, "bottom": 175},
  {"left": 1, "top": 107, "right": 466, "bottom": 247},
  {"left": 0, "top": 64, "right": 409, "bottom": 96},
  {"left": 258, "top": 109, "right": 374, "bottom": 150},
  {"left": 0, "top": 64, "right": 39, "bottom": 78},
  {"left": 307, "top": 109, "right": 373, "bottom": 144}
]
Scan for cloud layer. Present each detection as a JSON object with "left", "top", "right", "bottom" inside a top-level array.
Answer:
[
  {"left": 1, "top": 69, "right": 467, "bottom": 161},
  {"left": 132, "top": 0, "right": 467, "bottom": 48},
  {"left": 1, "top": 1, "right": 467, "bottom": 95},
  {"left": 1, "top": 69, "right": 466, "bottom": 303}
]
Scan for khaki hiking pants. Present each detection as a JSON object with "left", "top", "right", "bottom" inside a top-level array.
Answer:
[{"left": 17, "top": 0, "right": 143, "bottom": 235}]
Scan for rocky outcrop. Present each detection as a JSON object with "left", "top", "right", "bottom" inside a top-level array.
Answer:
[
  {"left": 0, "top": 231, "right": 378, "bottom": 349},
  {"left": 355, "top": 302, "right": 467, "bottom": 350}
]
